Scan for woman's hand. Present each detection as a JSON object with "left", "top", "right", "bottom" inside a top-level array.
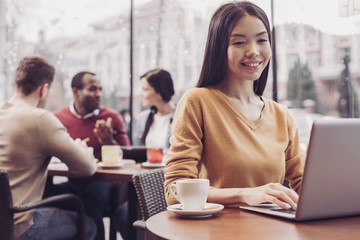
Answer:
[
  {"left": 208, "top": 183, "right": 299, "bottom": 210},
  {"left": 242, "top": 183, "right": 298, "bottom": 210}
]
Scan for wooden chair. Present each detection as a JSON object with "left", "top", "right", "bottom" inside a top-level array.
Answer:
[
  {"left": 0, "top": 170, "right": 86, "bottom": 240},
  {"left": 132, "top": 168, "right": 167, "bottom": 230}
]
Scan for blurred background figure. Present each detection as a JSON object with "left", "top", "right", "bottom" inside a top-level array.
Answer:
[
  {"left": 55, "top": 71, "right": 130, "bottom": 160},
  {"left": 0, "top": 56, "right": 97, "bottom": 240},
  {"left": 133, "top": 68, "right": 176, "bottom": 152},
  {"left": 45, "top": 71, "right": 130, "bottom": 240}
]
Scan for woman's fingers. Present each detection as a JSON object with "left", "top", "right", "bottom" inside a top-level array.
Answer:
[
  {"left": 243, "top": 183, "right": 299, "bottom": 210},
  {"left": 265, "top": 183, "right": 299, "bottom": 209}
]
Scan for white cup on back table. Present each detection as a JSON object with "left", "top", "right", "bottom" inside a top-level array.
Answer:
[
  {"left": 168, "top": 179, "right": 209, "bottom": 211},
  {"left": 101, "top": 145, "right": 122, "bottom": 165}
]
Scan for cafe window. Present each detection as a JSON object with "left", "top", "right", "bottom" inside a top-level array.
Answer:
[{"left": 0, "top": 0, "right": 359, "bottom": 142}]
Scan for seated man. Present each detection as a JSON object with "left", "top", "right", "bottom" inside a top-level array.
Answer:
[
  {"left": 0, "top": 56, "right": 97, "bottom": 240},
  {"left": 45, "top": 71, "right": 130, "bottom": 240}
]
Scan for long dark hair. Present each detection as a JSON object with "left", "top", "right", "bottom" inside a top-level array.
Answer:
[
  {"left": 140, "top": 68, "right": 174, "bottom": 144},
  {"left": 196, "top": 1, "right": 271, "bottom": 95},
  {"left": 141, "top": 106, "right": 157, "bottom": 144}
]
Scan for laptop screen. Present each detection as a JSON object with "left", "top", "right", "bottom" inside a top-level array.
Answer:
[{"left": 295, "top": 118, "right": 360, "bottom": 220}]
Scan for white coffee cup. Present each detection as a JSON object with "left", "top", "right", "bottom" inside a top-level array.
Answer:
[
  {"left": 168, "top": 179, "right": 209, "bottom": 211},
  {"left": 101, "top": 145, "right": 122, "bottom": 165}
]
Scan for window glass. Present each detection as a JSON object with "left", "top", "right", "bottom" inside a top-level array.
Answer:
[
  {"left": 274, "top": 0, "right": 360, "bottom": 144},
  {"left": 0, "top": 0, "right": 131, "bottom": 112},
  {"left": 1, "top": 0, "right": 359, "bottom": 144}
]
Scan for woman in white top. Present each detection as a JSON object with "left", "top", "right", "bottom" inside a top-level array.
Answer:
[{"left": 133, "top": 69, "right": 176, "bottom": 149}]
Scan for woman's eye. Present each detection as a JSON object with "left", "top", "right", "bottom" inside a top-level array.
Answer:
[
  {"left": 233, "top": 41, "right": 245, "bottom": 46},
  {"left": 258, "top": 39, "right": 268, "bottom": 43}
]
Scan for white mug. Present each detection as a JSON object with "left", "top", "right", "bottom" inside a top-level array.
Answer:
[
  {"left": 101, "top": 145, "right": 123, "bottom": 165},
  {"left": 168, "top": 179, "right": 209, "bottom": 211}
]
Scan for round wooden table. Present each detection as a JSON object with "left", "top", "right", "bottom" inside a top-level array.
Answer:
[{"left": 145, "top": 207, "right": 360, "bottom": 240}]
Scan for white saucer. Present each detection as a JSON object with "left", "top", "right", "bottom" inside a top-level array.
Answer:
[
  {"left": 141, "top": 162, "right": 165, "bottom": 168},
  {"left": 97, "top": 162, "right": 124, "bottom": 169},
  {"left": 167, "top": 203, "right": 224, "bottom": 218},
  {"left": 122, "top": 159, "right": 136, "bottom": 165}
]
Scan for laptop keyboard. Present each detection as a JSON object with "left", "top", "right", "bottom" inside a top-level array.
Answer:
[{"left": 271, "top": 208, "right": 296, "bottom": 215}]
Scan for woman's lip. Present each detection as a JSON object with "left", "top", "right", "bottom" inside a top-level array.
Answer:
[
  {"left": 241, "top": 61, "right": 262, "bottom": 67},
  {"left": 242, "top": 59, "right": 264, "bottom": 69}
]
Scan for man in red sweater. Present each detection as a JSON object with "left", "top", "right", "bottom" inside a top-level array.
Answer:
[
  {"left": 45, "top": 71, "right": 130, "bottom": 240},
  {"left": 55, "top": 71, "right": 130, "bottom": 160}
]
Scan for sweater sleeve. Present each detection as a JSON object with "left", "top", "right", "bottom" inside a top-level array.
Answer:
[
  {"left": 164, "top": 90, "right": 204, "bottom": 205},
  {"left": 284, "top": 111, "right": 306, "bottom": 193},
  {"left": 38, "top": 112, "right": 97, "bottom": 176}
]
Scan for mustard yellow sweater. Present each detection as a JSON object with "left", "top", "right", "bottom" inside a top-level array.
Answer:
[{"left": 164, "top": 88, "right": 306, "bottom": 205}]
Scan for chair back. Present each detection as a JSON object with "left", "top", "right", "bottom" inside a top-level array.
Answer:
[
  {"left": 132, "top": 168, "right": 167, "bottom": 220},
  {"left": 0, "top": 170, "right": 86, "bottom": 240},
  {"left": 0, "top": 170, "right": 15, "bottom": 240}
]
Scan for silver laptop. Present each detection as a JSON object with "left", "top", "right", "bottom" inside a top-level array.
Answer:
[{"left": 240, "top": 118, "right": 360, "bottom": 221}]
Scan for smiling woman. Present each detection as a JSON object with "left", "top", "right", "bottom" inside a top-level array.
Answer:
[{"left": 164, "top": 0, "right": 305, "bottom": 212}]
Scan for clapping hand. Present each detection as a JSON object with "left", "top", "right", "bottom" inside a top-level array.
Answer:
[{"left": 93, "top": 117, "right": 116, "bottom": 145}]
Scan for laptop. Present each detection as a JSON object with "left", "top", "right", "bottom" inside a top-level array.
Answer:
[
  {"left": 240, "top": 118, "right": 360, "bottom": 221},
  {"left": 121, "top": 146, "right": 147, "bottom": 163}
]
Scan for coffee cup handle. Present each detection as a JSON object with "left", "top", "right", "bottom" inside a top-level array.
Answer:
[{"left": 168, "top": 184, "right": 180, "bottom": 202}]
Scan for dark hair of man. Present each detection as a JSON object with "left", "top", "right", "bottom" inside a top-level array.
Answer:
[
  {"left": 196, "top": 1, "right": 271, "bottom": 96},
  {"left": 140, "top": 68, "right": 175, "bottom": 145},
  {"left": 14, "top": 56, "right": 55, "bottom": 95},
  {"left": 71, "top": 71, "right": 96, "bottom": 89}
]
